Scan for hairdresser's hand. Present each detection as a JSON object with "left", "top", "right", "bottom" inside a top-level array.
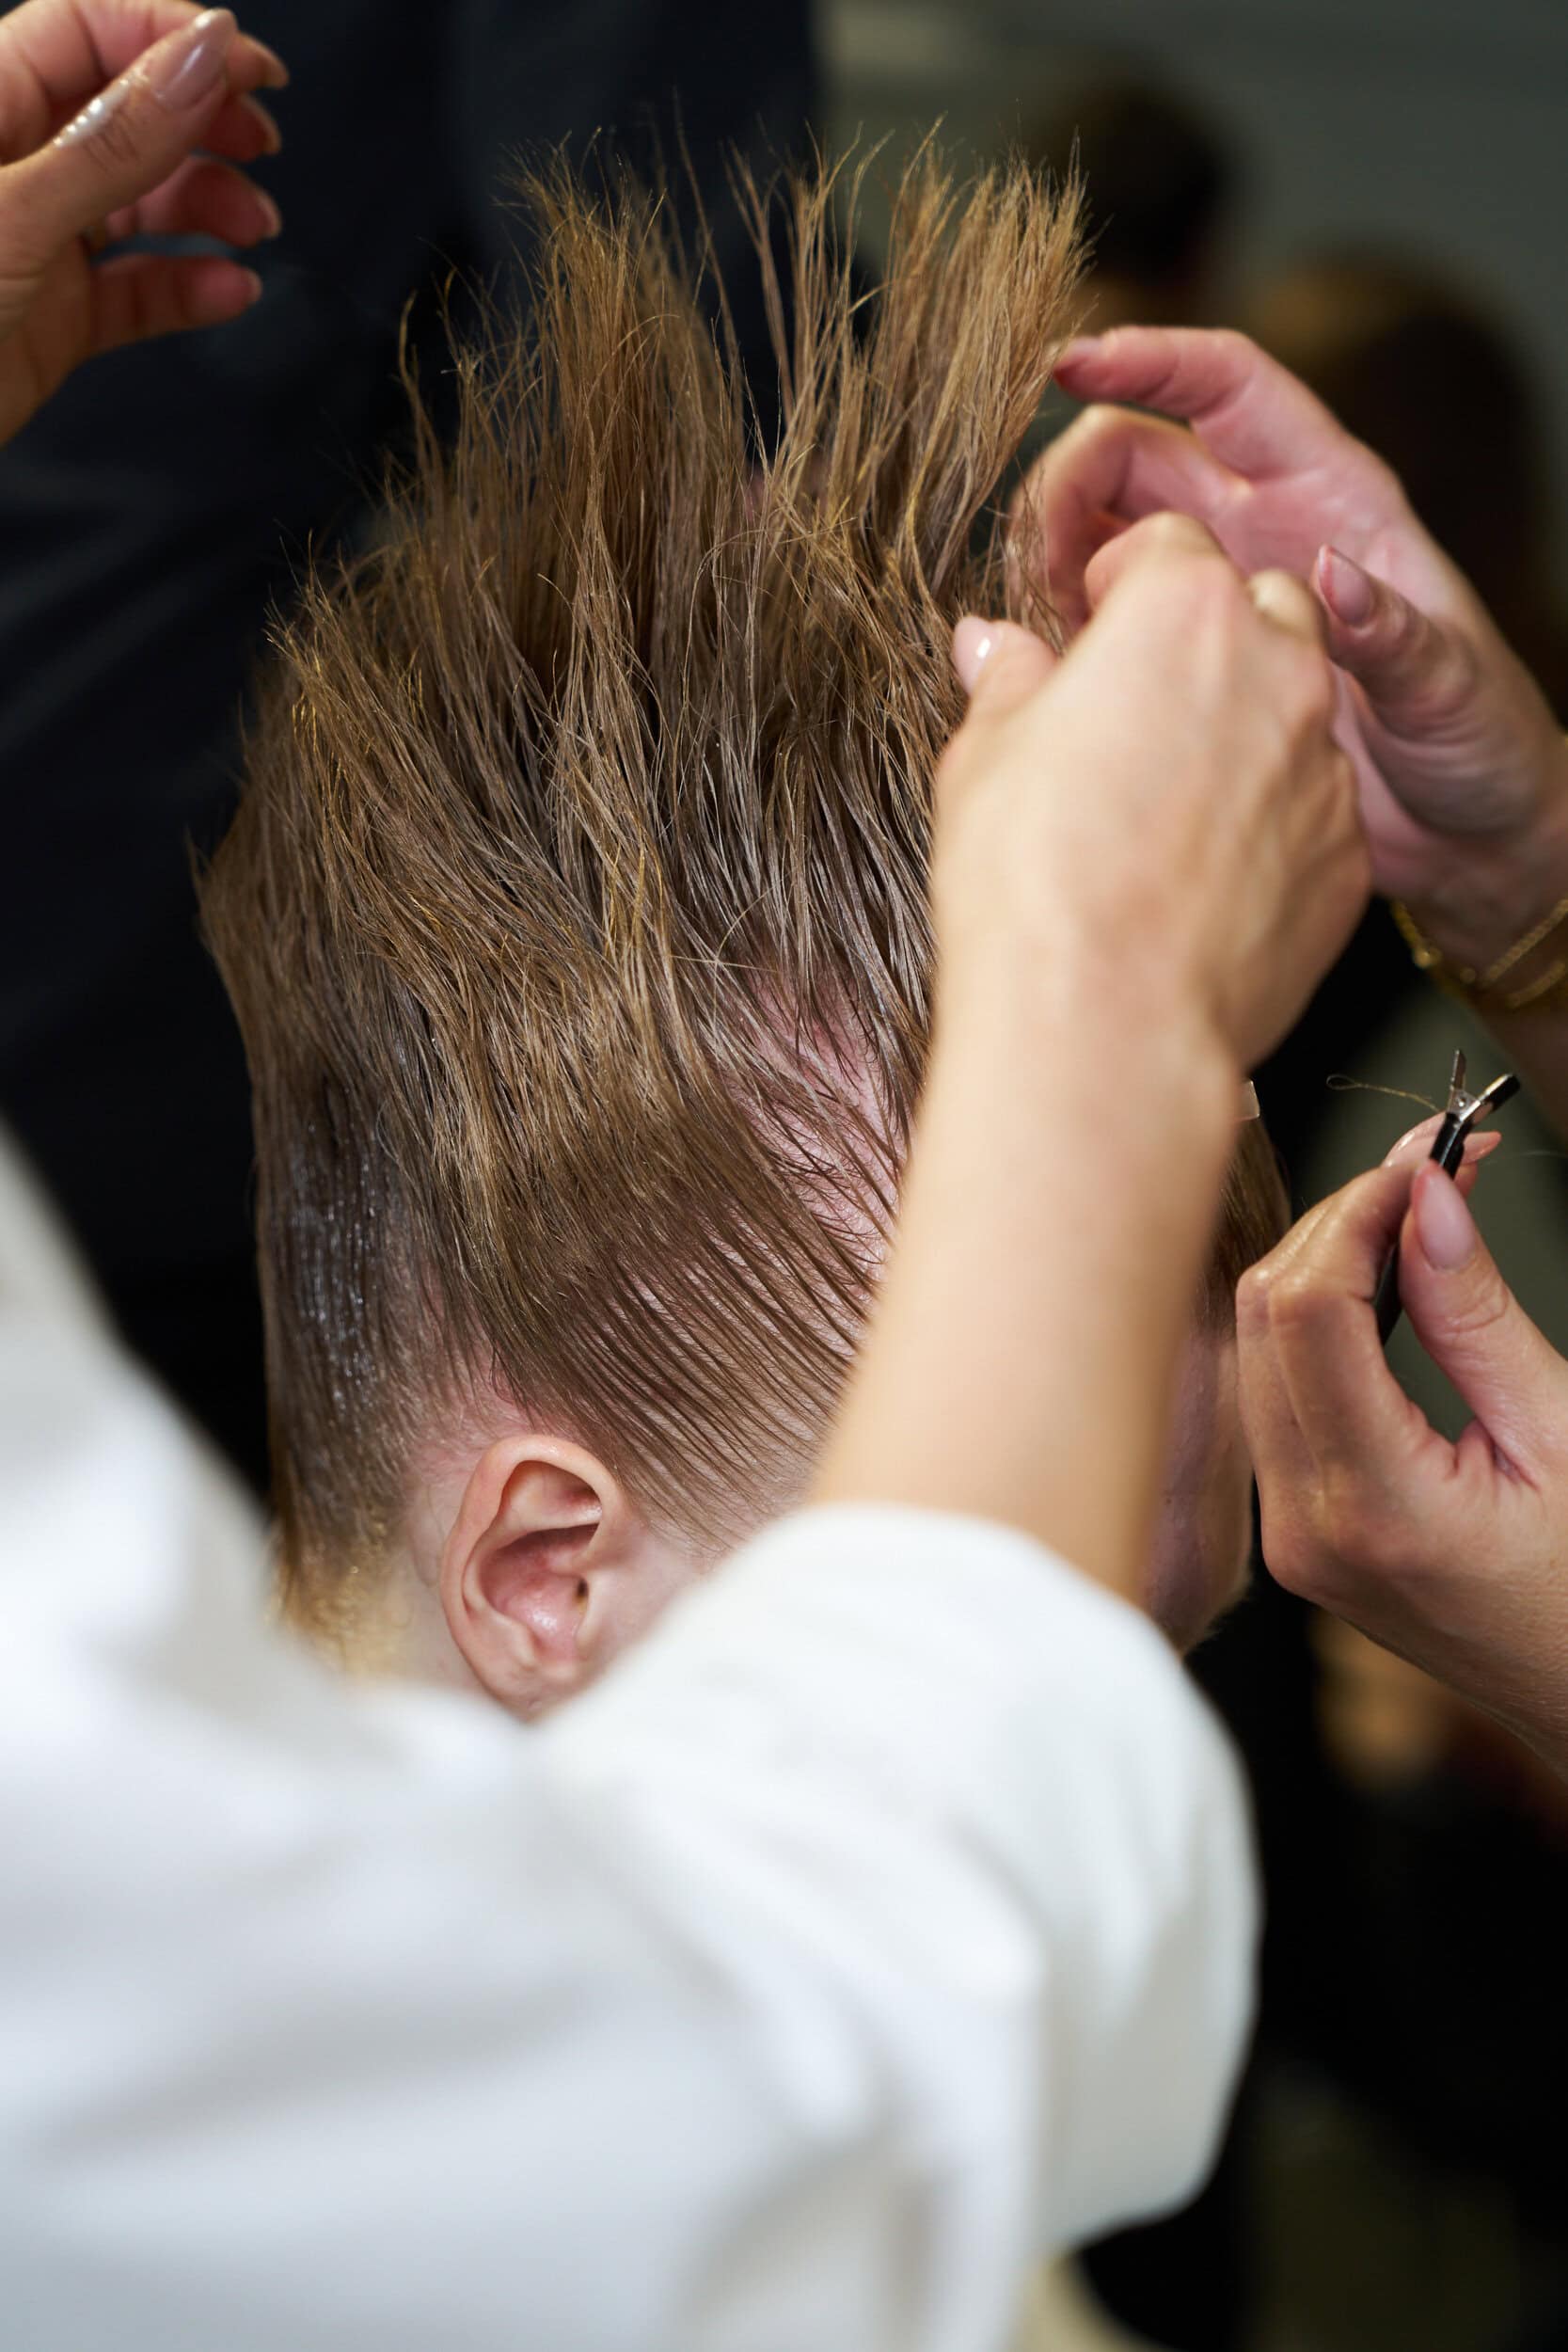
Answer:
[
  {"left": 936, "top": 513, "right": 1369, "bottom": 1074},
  {"left": 821, "top": 517, "right": 1365, "bottom": 1593},
  {"left": 1022, "top": 327, "right": 1568, "bottom": 974},
  {"left": 0, "top": 1, "right": 287, "bottom": 445},
  {"left": 1240, "top": 1123, "right": 1568, "bottom": 1773}
]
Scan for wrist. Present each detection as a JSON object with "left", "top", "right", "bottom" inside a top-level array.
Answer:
[
  {"left": 932, "top": 930, "right": 1239, "bottom": 1176},
  {"left": 821, "top": 949, "right": 1240, "bottom": 1597},
  {"left": 1402, "top": 735, "right": 1568, "bottom": 977}
]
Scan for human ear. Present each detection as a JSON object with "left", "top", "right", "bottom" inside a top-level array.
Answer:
[{"left": 437, "top": 1437, "right": 641, "bottom": 1717}]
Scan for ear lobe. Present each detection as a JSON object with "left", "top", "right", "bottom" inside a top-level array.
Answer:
[{"left": 439, "top": 1442, "right": 623, "bottom": 1715}]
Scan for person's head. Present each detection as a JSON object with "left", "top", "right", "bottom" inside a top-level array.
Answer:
[
  {"left": 1024, "top": 75, "right": 1238, "bottom": 328},
  {"left": 205, "top": 152, "right": 1283, "bottom": 1710}
]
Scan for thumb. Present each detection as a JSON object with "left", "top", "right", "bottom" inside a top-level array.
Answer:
[
  {"left": 1313, "top": 544, "right": 1478, "bottom": 732},
  {"left": 1399, "top": 1161, "right": 1565, "bottom": 1470},
  {"left": 952, "top": 615, "right": 1058, "bottom": 715},
  {"left": 1, "top": 9, "right": 238, "bottom": 265}
]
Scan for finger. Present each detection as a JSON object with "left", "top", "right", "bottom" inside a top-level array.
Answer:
[
  {"left": 1012, "top": 405, "right": 1240, "bottom": 631},
  {"left": 86, "top": 246, "right": 260, "bottom": 352},
  {"left": 1236, "top": 1243, "right": 1319, "bottom": 1538},
  {"left": 197, "top": 87, "right": 281, "bottom": 162},
  {"left": 1383, "top": 1114, "right": 1502, "bottom": 1172},
  {"left": 951, "top": 615, "right": 1058, "bottom": 710},
  {"left": 1, "top": 10, "right": 240, "bottom": 259},
  {"left": 1261, "top": 1165, "right": 1433, "bottom": 1464},
  {"left": 104, "top": 152, "right": 279, "bottom": 245},
  {"left": 1236, "top": 1150, "right": 1485, "bottom": 1595},
  {"left": 1314, "top": 546, "right": 1480, "bottom": 738},
  {"left": 0, "top": 1, "right": 285, "bottom": 155},
  {"left": 1053, "top": 326, "right": 1356, "bottom": 483},
  {"left": 1394, "top": 1164, "right": 1568, "bottom": 1476},
  {"left": 1248, "top": 568, "right": 1323, "bottom": 648},
  {"left": 1081, "top": 510, "right": 1234, "bottom": 611}
]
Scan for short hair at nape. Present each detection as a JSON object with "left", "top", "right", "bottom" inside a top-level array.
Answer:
[{"left": 203, "top": 148, "right": 1085, "bottom": 1622}]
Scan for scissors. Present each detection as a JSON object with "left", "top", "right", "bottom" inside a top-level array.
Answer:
[{"left": 1374, "top": 1049, "right": 1520, "bottom": 1344}]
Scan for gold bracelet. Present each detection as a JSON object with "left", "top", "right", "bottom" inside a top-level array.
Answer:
[{"left": 1391, "top": 887, "right": 1568, "bottom": 1014}]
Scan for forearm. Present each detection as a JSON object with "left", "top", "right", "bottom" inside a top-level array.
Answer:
[{"left": 815, "top": 957, "right": 1236, "bottom": 1608}]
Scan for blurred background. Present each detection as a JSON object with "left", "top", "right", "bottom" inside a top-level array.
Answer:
[{"left": 2, "top": 2, "right": 1565, "bottom": 2346}]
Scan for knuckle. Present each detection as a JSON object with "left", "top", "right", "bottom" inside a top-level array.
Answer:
[
  {"left": 1255, "top": 1501, "right": 1332, "bottom": 1599},
  {"left": 1209, "top": 327, "right": 1263, "bottom": 375},
  {"left": 1077, "top": 401, "right": 1130, "bottom": 447},
  {"left": 1437, "top": 1270, "right": 1513, "bottom": 1349},
  {"left": 1236, "top": 1258, "right": 1279, "bottom": 1335},
  {"left": 78, "top": 100, "right": 147, "bottom": 177},
  {"left": 1268, "top": 1265, "right": 1338, "bottom": 1346},
  {"left": 1145, "top": 510, "right": 1216, "bottom": 562},
  {"left": 1164, "top": 547, "right": 1243, "bottom": 630}
]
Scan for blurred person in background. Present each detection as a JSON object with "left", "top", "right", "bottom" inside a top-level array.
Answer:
[
  {"left": 1023, "top": 74, "right": 1239, "bottom": 333},
  {"left": 1250, "top": 252, "right": 1568, "bottom": 712},
  {"left": 0, "top": 0, "right": 816, "bottom": 1493}
]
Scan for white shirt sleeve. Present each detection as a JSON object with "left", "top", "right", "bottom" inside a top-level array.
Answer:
[{"left": 0, "top": 1132, "right": 1256, "bottom": 2352}]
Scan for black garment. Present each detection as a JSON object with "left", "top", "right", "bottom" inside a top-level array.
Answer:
[{"left": 0, "top": 1, "right": 816, "bottom": 1487}]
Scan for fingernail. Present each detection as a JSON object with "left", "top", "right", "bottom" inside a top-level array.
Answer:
[
  {"left": 146, "top": 8, "right": 236, "bottom": 108},
  {"left": 1059, "top": 335, "right": 1101, "bottom": 362},
  {"left": 239, "top": 266, "right": 263, "bottom": 306},
  {"left": 251, "top": 40, "right": 292, "bottom": 87},
  {"left": 1385, "top": 1113, "right": 1443, "bottom": 1164},
  {"left": 1385, "top": 1120, "right": 1502, "bottom": 1168},
  {"left": 241, "top": 94, "right": 283, "bottom": 153},
  {"left": 952, "top": 615, "right": 996, "bottom": 693},
  {"left": 1319, "top": 544, "right": 1374, "bottom": 628},
  {"left": 1414, "top": 1165, "right": 1477, "bottom": 1271},
  {"left": 256, "top": 189, "right": 283, "bottom": 239}
]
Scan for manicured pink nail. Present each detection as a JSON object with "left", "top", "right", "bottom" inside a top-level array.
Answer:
[
  {"left": 146, "top": 8, "right": 236, "bottom": 107},
  {"left": 1384, "top": 1120, "right": 1500, "bottom": 1168},
  {"left": 1384, "top": 1114, "right": 1443, "bottom": 1164},
  {"left": 1318, "top": 544, "right": 1375, "bottom": 628},
  {"left": 1413, "top": 1165, "right": 1477, "bottom": 1270}
]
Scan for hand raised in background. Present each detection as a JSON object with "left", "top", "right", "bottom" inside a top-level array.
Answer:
[
  {"left": 0, "top": 0, "right": 287, "bottom": 445},
  {"left": 1022, "top": 326, "right": 1568, "bottom": 974}
]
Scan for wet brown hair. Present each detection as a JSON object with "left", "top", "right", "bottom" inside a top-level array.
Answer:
[{"left": 204, "top": 150, "right": 1279, "bottom": 1626}]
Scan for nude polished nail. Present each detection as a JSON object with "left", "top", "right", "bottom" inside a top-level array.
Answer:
[
  {"left": 1413, "top": 1165, "right": 1477, "bottom": 1271},
  {"left": 1319, "top": 545, "right": 1375, "bottom": 628},
  {"left": 146, "top": 8, "right": 237, "bottom": 108}
]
